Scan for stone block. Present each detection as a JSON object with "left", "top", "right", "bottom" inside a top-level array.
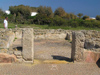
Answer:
[
  {"left": 84, "top": 50, "right": 100, "bottom": 63},
  {"left": 66, "top": 33, "right": 72, "bottom": 41},
  {"left": 22, "top": 28, "right": 34, "bottom": 63},
  {"left": 95, "top": 42, "right": 100, "bottom": 48},
  {"left": 14, "top": 51, "right": 22, "bottom": 56},
  {"left": 0, "top": 53, "right": 17, "bottom": 63},
  {"left": 8, "top": 51, "right": 14, "bottom": 55},
  {"left": 16, "top": 56, "right": 22, "bottom": 59},
  {"left": 84, "top": 39, "right": 95, "bottom": 49},
  {"left": 71, "top": 31, "right": 85, "bottom": 61},
  {"left": 15, "top": 29, "right": 22, "bottom": 39}
]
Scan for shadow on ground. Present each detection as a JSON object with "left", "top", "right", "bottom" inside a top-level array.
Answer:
[
  {"left": 96, "top": 58, "right": 100, "bottom": 68},
  {"left": 13, "top": 47, "right": 22, "bottom": 52},
  {"left": 52, "top": 55, "right": 73, "bottom": 62}
]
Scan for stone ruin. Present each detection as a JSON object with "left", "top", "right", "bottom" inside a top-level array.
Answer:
[
  {"left": 0, "top": 28, "right": 72, "bottom": 63},
  {"left": 71, "top": 31, "right": 100, "bottom": 63},
  {"left": 0, "top": 28, "right": 100, "bottom": 64},
  {"left": 0, "top": 28, "right": 34, "bottom": 63}
]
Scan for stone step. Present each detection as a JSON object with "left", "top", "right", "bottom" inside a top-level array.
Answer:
[
  {"left": 16, "top": 56, "right": 22, "bottom": 59},
  {"left": 14, "top": 51, "right": 22, "bottom": 56}
]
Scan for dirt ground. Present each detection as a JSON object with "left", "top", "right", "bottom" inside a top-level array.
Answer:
[
  {"left": 34, "top": 39, "right": 71, "bottom": 60},
  {"left": 0, "top": 39, "right": 99, "bottom": 75}
]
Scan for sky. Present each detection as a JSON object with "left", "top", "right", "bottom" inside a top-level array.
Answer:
[{"left": 0, "top": 0, "right": 100, "bottom": 17}]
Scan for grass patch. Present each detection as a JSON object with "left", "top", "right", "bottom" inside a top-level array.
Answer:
[
  {"left": 0, "top": 23, "right": 100, "bottom": 31},
  {"left": 13, "top": 37, "right": 17, "bottom": 42}
]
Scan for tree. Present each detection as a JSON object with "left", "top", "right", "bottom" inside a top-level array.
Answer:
[
  {"left": 54, "top": 7, "right": 66, "bottom": 17},
  {"left": 82, "top": 15, "right": 89, "bottom": 20},
  {"left": 45, "top": 7, "right": 53, "bottom": 18},
  {"left": 65, "top": 13, "right": 77, "bottom": 20},
  {"left": 37, "top": 6, "right": 46, "bottom": 15},
  {"left": 77, "top": 13, "right": 83, "bottom": 19},
  {"left": 96, "top": 15, "right": 100, "bottom": 20},
  {"left": 9, "top": 5, "right": 31, "bottom": 19},
  {"left": 0, "top": 9, "right": 4, "bottom": 17},
  {"left": 0, "top": 9, "right": 4, "bottom": 23},
  {"left": 37, "top": 6, "right": 53, "bottom": 18}
]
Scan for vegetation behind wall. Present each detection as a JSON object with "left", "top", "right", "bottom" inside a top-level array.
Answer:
[{"left": 0, "top": 5, "right": 100, "bottom": 29}]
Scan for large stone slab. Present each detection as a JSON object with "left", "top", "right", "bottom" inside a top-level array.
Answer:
[
  {"left": 22, "top": 28, "right": 34, "bottom": 63},
  {"left": 84, "top": 50, "right": 100, "bottom": 63},
  {"left": 0, "top": 53, "right": 17, "bottom": 63},
  {"left": 71, "top": 31, "right": 85, "bottom": 61}
]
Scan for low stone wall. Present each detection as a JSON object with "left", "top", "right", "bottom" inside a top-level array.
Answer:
[
  {"left": 0, "top": 29, "right": 15, "bottom": 48},
  {"left": 0, "top": 28, "right": 34, "bottom": 63},
  {"left": 0, "top": 28, "right": 73, "bottom": 40},
  {"left": 34, "top": 29, "right": 72, "bottom": 40},
  {"left": 71, "top": 30, "right": 100, "bottom": 63}
]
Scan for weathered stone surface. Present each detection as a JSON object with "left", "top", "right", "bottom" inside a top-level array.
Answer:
[
  {"left": 0, "top": 53, "right": 17, "bottom": 63},
  {"left": 22, "top": 28, "right": 34, "bottom": 63},
  {"left": 0, "top": 29, "right": 15, "bottom": 48},
  {"left": 71, "top": 31, "right": 85, "bottom": 61},
  {"left": 95, "top": 42, "right": 100, "bottom": 48},
  {"left": 84, "top": 50, "right": 100, "bottom": 63},
  {"left": 34, "top": 29, "right": 72, "bottom": 40},
  {"left": 14, "top": 51, "right": 22, "bottom": 56},
  {"left": 8, "top": 51, "right": 14, "bottom": 55},
  {"left": 84, "top": 39, "right": 95, "bottom": 49},
  {"left": 14, "top": 29, "right": 22, "bottom": 39},
  {"left": 0, "top": 49, "right": 8, "bottom": 53},
  {"left": 16, "top": 56, "right": 22, "bottom": 59},
  {"left": 66, "top": 33, "right": 72, "bottom": 41},
  {"left": 16, "top": 56, "right": 23, "bottom": 63}
]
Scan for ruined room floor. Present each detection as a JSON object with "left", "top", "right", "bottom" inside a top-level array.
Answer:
[
  {"left": 34, "top": 39, "right": 71, "bottom": 60},
  {"left": 12, "top": 39, "right": 71, "bottom": 60}
]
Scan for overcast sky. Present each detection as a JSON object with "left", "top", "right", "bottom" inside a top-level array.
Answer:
[{"left": 0, "top": 0, "right": 100, "bottom": 17}]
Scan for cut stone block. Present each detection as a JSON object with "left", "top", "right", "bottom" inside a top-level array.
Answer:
[
  {"left": 14, "top": 51, "right": 22, "bottom": 56},
  {"left": 0, "top": 53, "right": 17, "bottom": 63},
  {"left": 84, "top": 50, "right": 100, "bottom": 63},
  {"left": 22, "top": 28, "right": 34, "bottom": 63},
  {"left": 71, "top": 31, "right": 85, "bottom": 62}
]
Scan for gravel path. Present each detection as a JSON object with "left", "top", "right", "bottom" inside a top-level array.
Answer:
[{"left": 0, "top": 62, "right": 99, "bottom": 75}]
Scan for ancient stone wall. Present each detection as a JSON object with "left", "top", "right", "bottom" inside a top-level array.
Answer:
[
  {"left": 0, "top": 28, "right": 72, "bottom": 63},
  {"left": 71, "top": 30, "right": 100, "bottom": 63},
  {"left": 34, "top": 29, "right": 72, "bottom": 40},
  {"left": 0, "top": 29, "right": 15, "bottom": 48},
  {"left": 0, "top": 28, "right": 34, "bottom": 63},
  {"left": 0, "top": 29, "right": 72, "bottom": 40},
  {"left": 1, "top": 28, "right": 100, "bottom": 63}
]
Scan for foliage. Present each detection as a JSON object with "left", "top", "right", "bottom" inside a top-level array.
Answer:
[
  {"left": 82, "top": 15, "right": 89, "bottom": 20},
  {"left": 49, "top": 15, "right": 67, "bottom": 26},
  {"left": 54, "top": 7, "right": 66, "bottom": 17},
  {"left": 9, "top": 5, "right": 31, "bottom": 19},
  {"left": 0, "top": 5, "right": 100, "bottom": 29},
  {"left": 96, "top": 15, "right": 100, "bottom": 20},
  {"left": 37, "top": 6, "right": 53, "bottom": 18},
  {"left": 77, "top": 13, "right": 83, "bottom": 19}
]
